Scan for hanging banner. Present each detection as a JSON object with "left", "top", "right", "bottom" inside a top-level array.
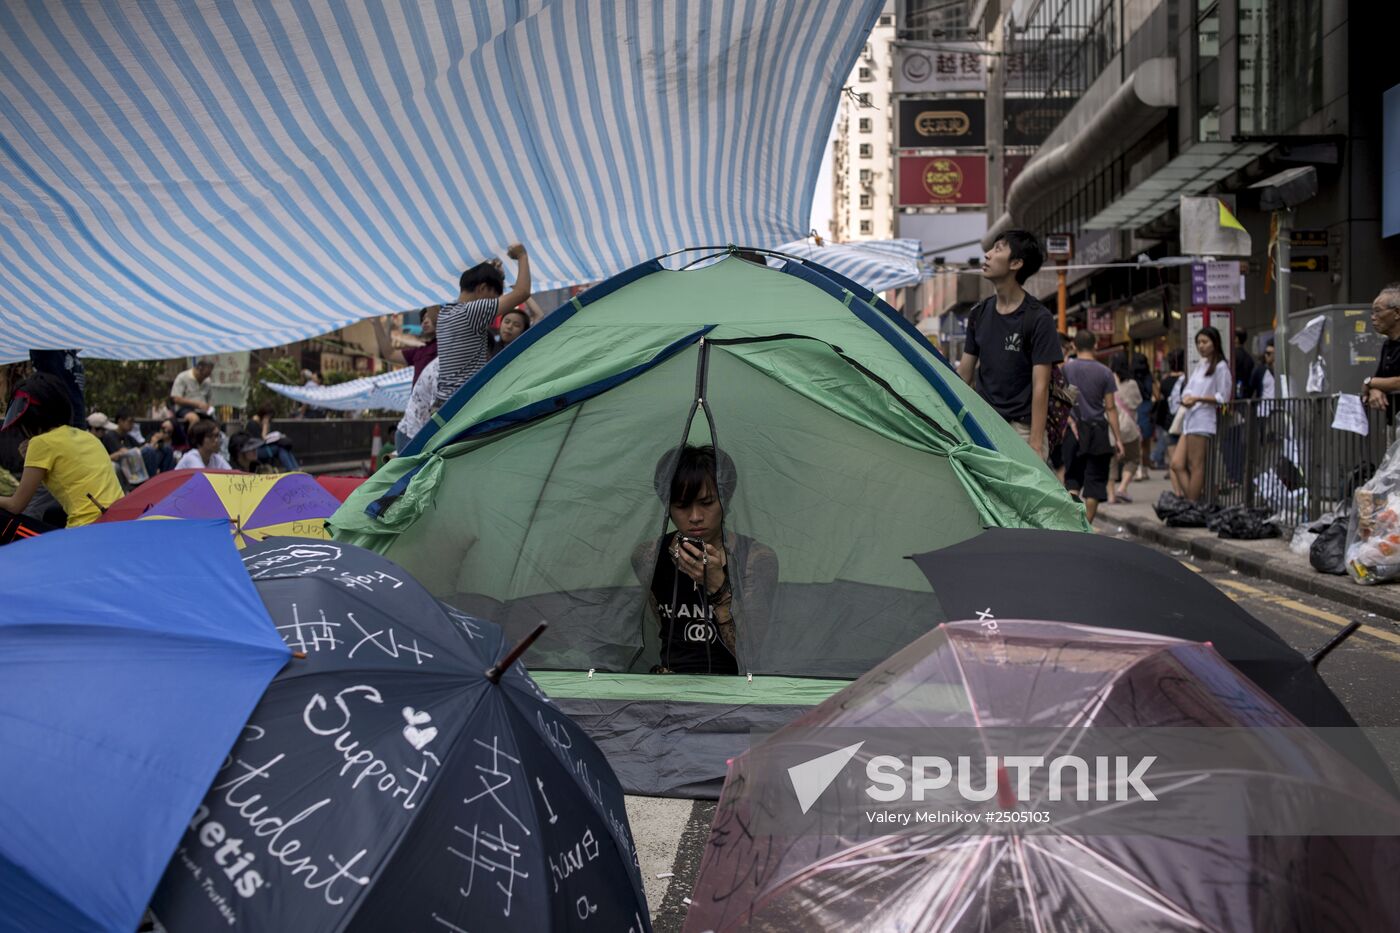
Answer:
[
  {"left": 897, "top": 99, "right": 986, "bottom": 149},
  {"left": 893, "top": 42, "right": 986, "bottom": 93},
  {"left": 897, "top": 155, "right": 988, "bottom": 206},
  {"left": 204, "top": 352, "right": 251, "bottom": 409}
]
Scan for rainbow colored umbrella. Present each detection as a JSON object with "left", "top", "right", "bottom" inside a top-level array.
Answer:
[{"left": 98, "top": 470, "right": 340, "bottom": 547}]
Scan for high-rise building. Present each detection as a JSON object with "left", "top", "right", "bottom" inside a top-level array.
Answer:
[
  {"left": 970, "top": 0, "right": 1400, "bottom": 381},
  {"left": 830, "top": 5, "right": 897, "bottom": 242}
]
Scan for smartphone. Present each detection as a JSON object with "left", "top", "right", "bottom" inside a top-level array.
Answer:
[{"left": 678, "top": 535, "right": 706, "bottom": 552}]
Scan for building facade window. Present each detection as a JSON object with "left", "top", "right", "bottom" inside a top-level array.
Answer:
[
  {"left": 859, "top": 66, "right": 874, "bottom": 81},
  {"left": 860, "top": 220, "right": 873, "bottom": 234},
  {"left": 859, "top": 143, "right": 873, "bottom": 158},
  {"left": 1195, "top": 1, "right": 1221, "bottom": 141},
  {"left": 859, "top": 117, "right": 872, "bottom": 133},
  {"left": 859, "top": 168, "right": 874, "bottom": 185},
  {"left": 860, "top": 193, "right": 873, "bottom": 209},
  {"left": 878, "top": 13, "right": 893, "bottom": 26},
  {"left": 1011, "top": 0, "right": 1119, "bottom": 113},
  {"left": 1238, "top": 0, "right": 1323, "bottom": 134}
]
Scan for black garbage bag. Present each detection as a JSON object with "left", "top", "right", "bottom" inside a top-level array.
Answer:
[
  {"left": 1211, "top": 505, "right": 1281, "bottom": 540},
  {"left": 1154, "top": 491, "right": 1189, "bottom": 521},
  {"left": 1155, "top": 490, "right": 1219, "bottom": 528},
  {"left": 1167, "top": 502, "right": 1218, "bottom": 528},
  {"left": 1311, "top": 520, "right": 1349, "bottom": 575}
]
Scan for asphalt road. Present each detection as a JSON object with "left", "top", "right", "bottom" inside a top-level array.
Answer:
[{"left": 624, "top": 538, "right": 1400, "bottom": 932}]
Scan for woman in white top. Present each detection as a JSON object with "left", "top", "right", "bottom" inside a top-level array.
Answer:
[{"left": 1169, "top": 326, "right": 1233, "bottom": 501}]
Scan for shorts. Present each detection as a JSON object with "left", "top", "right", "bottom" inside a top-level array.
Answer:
[
  {"left": 1119, "top": 438, "right": 1142, "bottom": 470},
  {"left": 1064, "top": 419, "right": 1112, "bottom": 502},
  {"left": 1010, "top": 418, "right": 1048, "bottom": 461}
]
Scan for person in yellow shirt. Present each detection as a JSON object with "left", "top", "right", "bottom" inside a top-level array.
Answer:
[{"left": 1, "top": 373, "right": 123, "bottom": 530}]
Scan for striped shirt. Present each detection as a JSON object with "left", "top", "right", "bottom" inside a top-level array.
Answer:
[{"left": 434, "top": 298, "right": 499, "bottom": 405}]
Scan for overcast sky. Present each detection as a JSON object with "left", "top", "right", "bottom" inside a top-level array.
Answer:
[{"left": 808, "top": 113, "right": 838, "bottom": 240}]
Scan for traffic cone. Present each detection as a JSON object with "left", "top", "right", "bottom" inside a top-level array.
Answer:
[{"left": 369, "top": 421, "right": 382, "bottom": 472}]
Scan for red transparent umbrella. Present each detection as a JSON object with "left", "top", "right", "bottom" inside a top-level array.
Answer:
[{"left": 683, "top": 620, "right": 1400, "bottom": 932}]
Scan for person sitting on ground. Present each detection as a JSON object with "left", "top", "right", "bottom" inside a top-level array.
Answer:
[
  {"left": 489, "top": 308, "right": 532, "bottom": 358},
  {"left": 1061, "top": 331, "right": 1124, "bottom": 523},
  {"left": 0, "top": 373, "right": 124, "bottom": 528},
  {"left": 175, "top": 419, "right": 232, "bottom": 470},
  {"left": 228, "top": 432, "right": 274, "bottom": 474},
  {"left": 435, "top": 244, "right": 532, "bottom": 409},
  {"left": 89, "top": 411, "right": 150, "bottom": 489},
  {"left": 244, "top": 404, "right": 298, "bottom": 471},
  {"left": 142, "top": 419, "right": 178, "bottom": 477},
  {"left": 632, "top": 445, "right": 778, "bottom": 675},
  {"left": 86, "top": 411, "right": 123, "bottom": 458},
  {"left": 170, "top": 359, "right": 215, "bottom": 429}
]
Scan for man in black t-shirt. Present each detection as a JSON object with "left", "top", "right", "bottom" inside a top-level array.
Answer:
[
  {"left": 956, "top": 229, "right": 1062, "bottom": 459},
  {"left": 1363, "top": 284, "right": 1400, "bottom": 422}
]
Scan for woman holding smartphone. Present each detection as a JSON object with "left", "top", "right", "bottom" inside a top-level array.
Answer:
[{"left": 634, "top": 444, "right": 777, "bottom": 674}]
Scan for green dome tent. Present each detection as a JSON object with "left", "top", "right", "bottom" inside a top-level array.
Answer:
[{"left": 331, "top": 250, "right": 1087, "bottom": 795}]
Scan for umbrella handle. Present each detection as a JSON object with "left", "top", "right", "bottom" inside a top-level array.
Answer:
[
  {"left": 1308, "top": 621, "right": 1361, "bottom": 668},
  {"left": 486, "top": 622, "right": 549, "bottom": 684}
]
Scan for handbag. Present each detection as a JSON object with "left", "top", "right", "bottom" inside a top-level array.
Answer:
[{"left": 1168, "top": 406, "right": 1186, "bottom": 436}]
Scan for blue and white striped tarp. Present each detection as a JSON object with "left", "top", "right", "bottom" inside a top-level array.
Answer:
[
  {"left": 777, "top": 238, "right": 927, "bottom": 293},
  {"left": 0, "top": 0, "right": 883, "bottom": 361},
  {"left": 262, "top": 366, "right": 413, "bottom": 412}
]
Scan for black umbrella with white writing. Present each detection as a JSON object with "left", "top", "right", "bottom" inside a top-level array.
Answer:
[{"left": 151, "top": 538, "right": 651, "bottom": 933}]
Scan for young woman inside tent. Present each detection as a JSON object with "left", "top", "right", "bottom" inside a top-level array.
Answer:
[
  {"left": 0, "top": 372, "right": 123, "bottom": 534},
  {"left": 633, "top": 445, "right": 778, "bottom": 674}
]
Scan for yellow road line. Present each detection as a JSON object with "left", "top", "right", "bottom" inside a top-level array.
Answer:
[
  {"left": 1215, "top": 578, "right": 1268, "bottom": 598},
  {"left": 1216, "top": 582, "right": 1400, "bottom": 648}
]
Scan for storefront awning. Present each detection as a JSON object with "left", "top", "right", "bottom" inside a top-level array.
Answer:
[{"left": 1083, "top": 141, "right": 1274, "bottom": 230}]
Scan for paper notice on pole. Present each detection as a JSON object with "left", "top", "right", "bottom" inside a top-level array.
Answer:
[
  {"left": 1332, "top": 393, "right": 1370, "bottom": 436},
  {"left": 1307, "top": 357, "right": 1327, "bottom": 394},
  {"left": 1290, "top": 314, "right": 1326, "bottom": 353}
]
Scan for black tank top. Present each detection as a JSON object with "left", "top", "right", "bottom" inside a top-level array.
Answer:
[{"left": 651, "top": 533, "right": 738, "bottom": 674}]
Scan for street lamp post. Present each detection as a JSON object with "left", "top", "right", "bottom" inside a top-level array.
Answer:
[{"left": 1249, "top": 166, "right": 1317, "bottom": 397}]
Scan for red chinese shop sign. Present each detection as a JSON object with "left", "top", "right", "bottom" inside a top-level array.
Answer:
[{"left": 898, "top": 154, "right": 988, "bottom": 207}]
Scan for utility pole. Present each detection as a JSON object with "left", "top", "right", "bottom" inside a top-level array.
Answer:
[
  {"left": 1057, "top": 266, "right": 1068, "bottom": 332},
  {"left": 1273, "top": 208, "right": 1293, "bottom": 394}
]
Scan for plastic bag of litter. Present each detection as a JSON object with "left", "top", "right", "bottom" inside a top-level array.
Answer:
[
  {"left": 1293, "top": 507, "right": 1343, "bottom": 557},
  {"left": 1345, "top": 437, "right": 1400, "bottom": 584}
]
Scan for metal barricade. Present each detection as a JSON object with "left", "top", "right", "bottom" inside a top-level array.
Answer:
[{"left": 1201, "top": 397, "right": 1394, "bottom": 528}]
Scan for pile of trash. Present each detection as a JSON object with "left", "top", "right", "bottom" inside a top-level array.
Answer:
[{"left": 1154, "top": 492, "right": 1280, "bottom": 540}]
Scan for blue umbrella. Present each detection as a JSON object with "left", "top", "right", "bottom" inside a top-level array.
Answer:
[
  {"left": 0, "top": 520, "right": 290, "bottom": 933},
  {"left": 152, "top": 538, "right": 651, "bottom": 932}
]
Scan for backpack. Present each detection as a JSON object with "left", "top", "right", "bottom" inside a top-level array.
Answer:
[
  {"left": 997, "top": 298, "right": 1078, "bottom": 448},
  {"left": 1047, "top": 363, "right": 1079, "bottom": 449}
]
